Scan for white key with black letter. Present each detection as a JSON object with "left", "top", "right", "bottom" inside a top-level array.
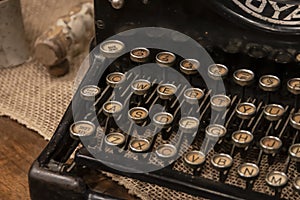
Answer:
[
  {"left": 184, "top": 150, "right": 206, "bottom": 176},
  {"left": 233, "top": 69, "right": 255, "bottom": 100},
  {"left": 235, "top": 102, "right": 256, "bottom": 129},
  {"left": 208, "top": 64, "right": 228, "bottom": 94},
  {"left": 265, "top": 171, "right": 288, "bottom": 198},
  {"left": 104, "top": 132, "right": 126, "bottom": 153},
  {"left": 287, "top": 78, "right": 300, "bottom": 109},
  {"left": 130, "top": 47, "right": 150, "bottom": 63},
  {"left": 153, "top": 112, "right": 174, "bottom": 140},
  {"left": 210, "top": 94, "right": 231, "bottom": 112},
  {"left": 102, "top": 101, "right": 123, "bottom": 135},
  {"left": 69, "top": 121, "right": 96, "bottom": 140},
  {"left": 259, "top": 75, "right": 280, "bottom": 103},
  {"left": 238, "top": 163, "right": 259, "bottom": 190},
  {"left": 263, "top": 104, "right": 285, "bottom": 136},
  {"left": 177, "top": 117, "right": 200, "bottom": 150},
  {"left": 231, "top": 130, "right": 253, "bottom": 157},
  {"left": 211, "top": 153, "right": 233, "bottom": 182},
  {"left": 100, "top": 40, "right": 125, "bottom": 59},
  {"left": 202, "top": 124, "right": 226, "bottom": 154}
]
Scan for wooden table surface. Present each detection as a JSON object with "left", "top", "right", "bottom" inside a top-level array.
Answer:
[{"left": 0, "top": 117, "right": 137, "bottom": 200}]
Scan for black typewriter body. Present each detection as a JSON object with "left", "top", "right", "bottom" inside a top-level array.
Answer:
[{"left": 29, "top": 1, "right": 300, "bottom": 200}]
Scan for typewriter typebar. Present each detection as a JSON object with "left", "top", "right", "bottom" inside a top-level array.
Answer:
[{"left": 29, "top": 0, "right": 300, "bottom": 200}]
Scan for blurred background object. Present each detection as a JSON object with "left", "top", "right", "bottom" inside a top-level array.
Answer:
[
  {"left": 34, "top": 2, "right": 94, "bottom": 76},
  {"left": 0, "top": 0, "right": 29, "bottom": 68}
]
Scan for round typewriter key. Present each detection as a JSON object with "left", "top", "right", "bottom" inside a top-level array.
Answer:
[
  {"left": 210, "top": 94, "right": 231, "bottom": 111},
  {"left": 129, "top": 138, "right": 151, "bottom": 153},
  {"left": 205, "top": 124, "right": 227, "bottom": 140},
  {"left": 128, "top": 107, "right": 148, "bottom": 124},
  {"left": 157, "top": 83, "right": 177, "bottom": 100},
  {"left": 153, "top": 112, "right": 173, "bottom": 129},
  {"left": 232, "top": 130, "right": 253, "bottom": 148},
  {"left": 265, "top": 171, "right": 288, "bottom": 188},
  {"left": 259, "top": 75, "right": 281, "bottom": 92},
  {"left": 156, "top": 52, "right": 176, "bottom": 67},
  {"left": 100, "top": 40, "right": 125, "bottom": 58},
  {"left": 238, "top": 163, "right": 259, "bottom": 179},
  {"left": 105, "top": 132, "right": 125, "bottom": 147},
  {"left": 263, "top": 104, "right": 285, "bottom": 121},
  {"left": 156, "top": 144, "right": 177, "bottom": 158},
  {"left": 130, "top": 47, "right": 150, "bottom": 63},
  {"left": 184, "top": 88, "right": 204, "bottom": 104},
  {"left": 289, "top": 144, "right": 300, "bottom": 162},
  {"left": 290, "top": 113, "right": 300, "bottom": 130},
  {"left": 179, "top": 117, "right": 199, "bottom": 134},
  {"left": 80, "top": 85, "right": 101, "bottom": 101},
  {"left": 208, "top": 64, "right": 228, "bottom": 80},
  {"left": 211, "top": 153, "right": 233, "bottom": 170},
  {"left": 103, "top": 101, "right": 123, "bottom": 117},
  {"left": 293, "top": 177, "right": 300, "bottom": 193},
  {"left": 260, "top": 136, "right": 282, "bottom": 154},
  {"left": 180, "top": 59, "right": 200, "bottom": 75},
  {"left": 233, "top": 69, "right": 255, "bottom": 87},
  {"left": 70, "top": 121, "right": 96, "bottom": 139},
  {"left": 106, "top": 72, "right": 126, "bottom": 88},
  {"left": 184, "top": 150, "right": 206, "bottom": 168},
  {"left": 236, "top": 102, "right": 256, "bottom": 120},
  {"left": 287, "top": 78, "right": 300, "bottom": 95},
  {"left": 131, "top": 79, "right": 151, "bottom": 95}
]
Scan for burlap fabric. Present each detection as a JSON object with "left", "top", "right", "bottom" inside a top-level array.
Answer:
[
  {"left": 0, "top": 1, "right": 202, "bottom": 199},
  {"left": 3, "top": 1, "right": 298, "bottom": 200}
]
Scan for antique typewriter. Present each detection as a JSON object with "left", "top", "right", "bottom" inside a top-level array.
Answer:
[{"left": 29, "top": 0, "right": 300, "bottom": 199}]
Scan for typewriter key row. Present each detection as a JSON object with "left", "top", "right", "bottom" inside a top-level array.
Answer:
[{"left": 78, "top": 40, "right": 300, "bottom": 198}]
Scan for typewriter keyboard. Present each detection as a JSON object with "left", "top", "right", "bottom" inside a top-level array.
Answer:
[{"left": 72, "top": 39, "right": 300, "bottom": 200}]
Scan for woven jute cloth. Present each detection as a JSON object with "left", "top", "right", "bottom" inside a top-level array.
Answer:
[{"left": 0, "top": 1, "right": 202, "bottom": 199}]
